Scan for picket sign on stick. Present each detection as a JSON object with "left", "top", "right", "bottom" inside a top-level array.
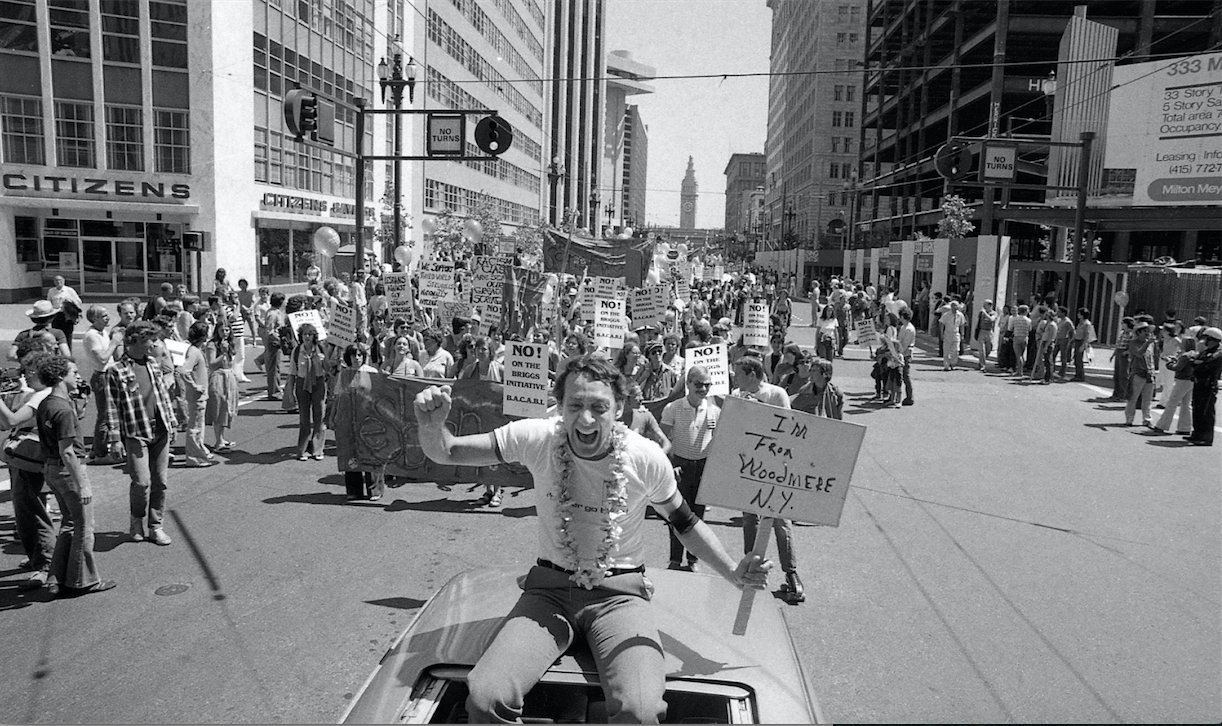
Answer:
[{"left": 696, "top": 395, "right": 866, "bottom": 635}]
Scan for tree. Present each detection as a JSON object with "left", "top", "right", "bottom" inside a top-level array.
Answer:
[
  {"left": 372, "top": 179, "right": 411, "bottom": 262},
  {"left": 936, "top": 194, "right": 976, "bottom": 239},
  {"left": 426, "top": 194, "right": 504, "bottom": 262}
]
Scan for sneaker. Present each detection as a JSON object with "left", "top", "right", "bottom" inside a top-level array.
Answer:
[
  {"left": 129, "top": 517, "right": 146, "bottom": 542},
  {"left": 18, "top": 570, "right": 49, "bottom": 591},
  {"left": 147, "top": 528, "right": 172, "bottom": 547}
]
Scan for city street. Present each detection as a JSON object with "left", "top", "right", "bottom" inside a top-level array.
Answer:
[{"left": 0, "top": 304, "right": 1218, "bottom": 723}]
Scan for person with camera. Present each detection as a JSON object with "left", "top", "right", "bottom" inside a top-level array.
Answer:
[
  {"left": 79, "top": 305, "right": 124, "bottom": 465},
  {"left": 103, "top": 321, "right": 180, "bottom": 547},
  {"left": 36, "top": 355, "right": 115, "bottom": 597}
]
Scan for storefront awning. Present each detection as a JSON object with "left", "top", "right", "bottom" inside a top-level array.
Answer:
[{"left": 251, "top": 210, "right": 365, "bottom": 230}]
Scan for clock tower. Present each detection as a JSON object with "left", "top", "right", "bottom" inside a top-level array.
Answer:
[{"left": 679, "top": 156, "right": 698, "bottom": 229}]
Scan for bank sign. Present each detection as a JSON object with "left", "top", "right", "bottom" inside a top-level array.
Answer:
[
  {"left": 1099, "top": 51, "right": 1222, "bottom": 206},
  {"left": 2, "top": 172, "right": 190, "bottom": 201}
]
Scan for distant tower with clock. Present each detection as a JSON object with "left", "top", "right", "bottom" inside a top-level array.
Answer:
[{"left": 679, "top": 156, "right": 698, "bottom": 229}]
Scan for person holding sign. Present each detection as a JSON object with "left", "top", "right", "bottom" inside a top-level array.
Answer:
[
  {"left": 660, "top": 365, "right": 719, "bottom": 572},
  {"left": 731, "top": 354, "right": 804, "bottom": 603},
  {"left": 412, "top": 356, "right": 771, "bottom": 723}
]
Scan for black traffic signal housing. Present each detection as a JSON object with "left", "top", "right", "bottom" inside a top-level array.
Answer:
[
  {"left": 283, "top": 88, "right": 334, "bottom": 144},
  {"left": 934, "top": 142, "right": 974, "bottom": 181},
  {"left": 474, "top": 114, "right": 513, "bottom": 156}
]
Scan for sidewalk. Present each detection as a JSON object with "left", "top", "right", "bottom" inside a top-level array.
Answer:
[{"left": 910, "top": 329, "right": 1117, "bottom": 376}]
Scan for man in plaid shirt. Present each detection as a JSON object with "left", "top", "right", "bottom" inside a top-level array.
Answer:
[{"left": 104, "top": 321, "right": 180, "bottom": 546}]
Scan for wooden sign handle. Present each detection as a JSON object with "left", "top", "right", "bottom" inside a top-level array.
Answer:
[{"left": 732, "top": 517, "right": 773, "bottom": 636}]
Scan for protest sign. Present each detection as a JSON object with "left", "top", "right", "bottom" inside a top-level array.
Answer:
[
  {"left": 578, "top": 276, "right": 597, "bottom": 326},
  {"left": 476, "top": 301, "right": 502, "bottom": 334},
  {"left": 164, "top": 339, "right": 188, "bottom": 368},
  {"left": 502, "top": 267, "right": 549, "bottom": 340},
  {"left": 593, "top": 297, "right": 627, "bottom": 348},
  {"left": 855, "top": 318, "right": 878, "bottom": 347},
  {"left": 630, "top": 284, "right": 670, "bottom": 328},
  {"left": 468, "top": 256, "right": 507, "bottom": 307},
  {"left": 438, "top": 300, "right": 474, "bottom": 331},
  {"left": 418, "top": 261, "right": 454, "bottom": 309},
  {"left": 502, "top": 341, "right": 551, "bottom": 418},
  {"left": 329, "top": 300, "right": 359, "bottom": 348},
  {"left": 744, "top": 301, "right": 769, "bottom": 346},
  {"left": 686, "top": 343, "right": 730, "bottom": 397},
  {"left": 289, "top": 308, "right": 328, "bottom": 341},
  {"left": 594, "top": 276, "right": 624, "bottom": 300},
  {"left": 381, "top": 272, "right": 414, "bottom": 320},
  {"left": 698, "top": 395, "right": 865, "bottom": 633}
]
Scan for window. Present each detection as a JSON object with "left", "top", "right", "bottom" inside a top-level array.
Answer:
[
  {"left": 831, "top": 137, "right": 841, "bottom": 153},
  {"left": 101, "top": 0, "right": 140, "bottom": 63},
  {"left": 834, "top": 85, "right": 844, "bottom": 102},
  {"left": 154, "top": 109, "right": 189, "bottom": 173},
  {"left": 846, "top": 86, "right": 856, "bottom": 103},
  {"left": 836, "top": 32, "right": 847, "bottom": 45},
  {"left": 827, "top": 192, "right": 836, "bottom": 205},
  {"left": 1, "top": 96, "right": 45, "bottom": 164},
  {"left": 150, "top": 0, "right": 188, "bottom": 68},
  {"left": 832, "top": 111, "right": 843, "bottom": 128},
  {"left": 829, "top": 163, "right": 840, "bottom": 179},
  {"left": 105, "top": 105, "right": 143, "bottom": 170},
  {"left": 850, "top": 6, "right": 861, "bottom": 21},
  {"left": 844, "top": 111, "right": 855, "bottom": 127},
  {"left": 55, "top": 101, "right": 95, "bottom": 168},
  {"left": 49, "top": 0, "right": 90, "bottom": 57},
  {"left": 254, "top": 126, "right": 268, "bottom": 182},
  {"left": 843, "top": 137, "right": 853, "bottom": 154},
  {"left": 849, "top": 33, "right": 859, "bottom": 44},
  {"left": 838, "top": 5, "right": 848, "bottom": 19},
  {"left": 841, "top": 163, "right": 854, "bottom": 178},
  {"left": 0, "top": 0, "right": 38, "bottom": 52}
]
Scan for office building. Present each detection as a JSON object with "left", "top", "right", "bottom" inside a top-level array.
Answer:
[
  {"left": 600, "top": 49, "right": 653, "bottom": 233},
  {"left": 621, "top": 103, "right": 647, "bottom": 230},
  {"left": 723, "top": 152, "right": 764, "bottom": 236}
]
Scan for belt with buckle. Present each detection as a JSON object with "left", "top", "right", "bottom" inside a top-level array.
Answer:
[{"left": 536, "top": 558, "right": 645, "bottom": 577}]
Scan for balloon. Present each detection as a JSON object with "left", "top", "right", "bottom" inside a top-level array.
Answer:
[
  {"left": 622, "top": 227, "right": 634, "bottom": 238},
  {"left": 645, "top": 267, "right": 661, "bottom": 285},
  {"left": 464, "top": 219, "right": 484, "bottom": 240},
  {"left": 394, "top": 245, "right": 413, "bottom": 266},
  {"left": 677, "top": 243, "right": 689, "bottom": 256},
  {"left": 656, "top": 243, "right": 671, "bottom": 257},
  {"left": 313, "top": 226, "right": 340, "bottom": 258},
  {"left": 422, "top": 217, "right": 437, "bottom": 234}
]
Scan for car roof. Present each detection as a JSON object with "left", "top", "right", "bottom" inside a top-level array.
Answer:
[{"left": 342, "top": 567, "right": 824, "bottom": 724}]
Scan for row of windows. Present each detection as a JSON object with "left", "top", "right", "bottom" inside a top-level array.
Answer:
[
  {"left": 287, "top": 0, "right": 376, "bottom": 55},
  {"left": 831, "top": 110, "right": 856, "bottom": 127},
  {"left": 835, "top": 32, "right": 860, "bottom": 45},
  {"left": 830, "top": 136, "right": 854, "bottom": 153},
  {"left": 833, "top": 85, "right": 857, "bottom": 103},
  {"left": 425, "top": 66, "right": 542, "bottom": 162},
  {"left": 827, "top": 191, "right": 851, "bottom": 206},
  {"left": 458, "top": 141, "right": 540, "bottom": 195},
  {"left": 254, "top": 33, "right": 372, "bottom": 109},
  {"left": 424, "top": 178, "right": 540, "bottom": 227},
  {"left": 1, "top": 0, "right": 184, "bottom": 67},
  {"left": 449, "top": 0, "right": 543, "bottom": 64},
  {"left": 524, "top": 0, "right": 543, "bottom": 28},
  {"left": 427, "top": 8, "right": 544, "bottom": 128},
  {"left": 253, "top": 124, "right": 367, "bottom": 199},
  {"left": 828, "top": 162, "right": 855, "bottom": 179},
  {"left": 0, "top": 95, "right": 188, "bottom": 172}
]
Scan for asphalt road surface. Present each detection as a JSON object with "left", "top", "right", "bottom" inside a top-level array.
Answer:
[{"left": 0, "top": 306, "right": 1217, "bottom": 723}]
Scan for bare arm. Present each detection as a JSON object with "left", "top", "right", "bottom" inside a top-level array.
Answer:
[
  {"left": 413, "top": 384, "right": 500, "bottom": 466},
  {"left": 653, "top": 490, "right": 769, "bottom": 589}
]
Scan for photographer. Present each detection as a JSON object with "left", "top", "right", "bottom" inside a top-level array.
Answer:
[{"left": 79, "top": 305, "right": 123, "bottom": 465}]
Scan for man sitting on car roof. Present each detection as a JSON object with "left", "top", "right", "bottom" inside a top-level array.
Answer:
[{"left": 413, "top": 354, "right": 770, "bottom": 723}]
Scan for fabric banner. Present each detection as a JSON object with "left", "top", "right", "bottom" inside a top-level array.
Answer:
[
  {"left": 333, "top": 370, "right": 533, "bottom": 487},
  {"left": 501, "top": 266, "right": 549, "bottom": 340}
]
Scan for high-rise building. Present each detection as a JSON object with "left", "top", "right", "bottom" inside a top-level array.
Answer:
[
  {"left": 679, "top": 156, "right": 697, "bottom": 229},
  {"left": 622, "top": 103, "right": 647, "bottom": 230},
  {"left": 546, "top": 0, "right": 607, "bottom": 233},
  {"left": 414, "top": 0, "right": 547, "bottom": 244},
  {"left": 0, "top": 0, "right": 398, "bottom": 299},
  {"left": 601, "top": 49, "right": 653, "bottom": 233},
  {"left": 723, "top": 152, "right": 765, "bottom": 235},
  {"left": 764, "top": 0, "right": 865, "bottom": 254}
]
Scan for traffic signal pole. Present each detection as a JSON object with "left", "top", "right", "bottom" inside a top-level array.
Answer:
[
  {"left": 354, "top": 98, "right": 367, "bottom": 271},
  {"left": 1067, "top": 131, "right": 1094, "bottom": 312}
]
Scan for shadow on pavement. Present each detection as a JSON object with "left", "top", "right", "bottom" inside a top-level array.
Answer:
[
  {"left": 0, "top": 582, "right": 54, "bottom": 612},
  {"left": 93, "top": 530, "right": 134, "bottom": 553},
  {"left": 263, "top": 491, "right": 351, "bottom": 506},
  {"left": 219, "top": 447, "right": 300, "bottom": 466},
  {"left": 365, "top": 596, "right": 427, "bottom": 611},
  {"left": 1082, "top": 422, "right": 1136, "bottom": 431},
  {"left": 1145, "top": 439, "right": 1199, "bottom": 448}
]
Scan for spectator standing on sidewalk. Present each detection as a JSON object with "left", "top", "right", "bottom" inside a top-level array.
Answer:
[
  {"left": 1109, "top": 317, "right": 1135, "bottom": 400},
  {"left": 1185, "top": 327, "right": 1222, "bottom": 446},
  {"left": 1052, "top": 307, "right": 1074, "bottom": 379},
  {"left": 1152, "top": 328, "right": 1197, "bottom": 436},
  {"left": 9, "top": 301, "right": 71, "bottom": 362},
  {"left": 1124, "top": 321, "right": 1156, "bottom": 427},
  {"left": 104, "top": 321, "right": 180, "bottom": 547},
  {"left": 940, "top": 301, "right": 966, "bottom": 371},
  {"left": 262, "top": 292, "right": 287, "bottom": 401},
  {"left": 1072, "top": 307, "right": 1098, "bottom": 382},
  {"left": 79, "top": 305, "right": 124, "bottom": 464},
  {"left": 47, "top": 276, "right": 83, "bottom": 350},
  {"left": 1008, "top": 305, "right": 1032, "bottom": 377},
  {"left": 179, "top": 322, "right": 215, "bottom": 467},
  {"left": 36, "top": 355, "right": 115, "bottom": 597},
  {"left": 973, "top": 300, "right": 997, "bottom": 371}
]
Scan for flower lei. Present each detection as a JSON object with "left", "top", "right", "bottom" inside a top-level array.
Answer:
[{"left": 553, "top": 419, "right": 630, "bottom": 589}]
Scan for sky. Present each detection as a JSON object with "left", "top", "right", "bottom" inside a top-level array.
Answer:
[{"left": 604, "top": 0, "right": 773, "bottom": 230}]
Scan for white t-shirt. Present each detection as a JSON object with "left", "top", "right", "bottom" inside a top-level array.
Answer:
[
  {"left": 79, "top": 327, "right": 110, "bottom": 381},
  {"left": 494, "top": 417, "right": 677, "bottom": 570}
]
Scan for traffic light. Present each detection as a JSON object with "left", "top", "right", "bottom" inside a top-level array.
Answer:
[
  {"left": 299, "top": 93, "right": 318, "bottom": 135},
  {"left": 475, "top": 114, "right": 513, "bottom": 156},
  {"left": 934, "top": 142, "right": 973, "bottom": 181},
  {"left": 283, "top": 88, "right": 334, "bottom": 144}
]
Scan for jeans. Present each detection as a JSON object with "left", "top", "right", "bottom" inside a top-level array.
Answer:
[
  {"left": 295, "top": 378, "right": 326, "bottom": 455},
  {"left": 184, "top": 395, "right": 211, "bottom": 466},
  {"left": 668, "top": 456, "right": 707, "bottom": 565},
  {"left": 126, "top": 422, "right": 171, "bottom": 529},
  {"left": 1012, "top": 337, "right": 1028, "bottom": 375},
  {"left": 902, "top": 355, "right": 914, "bottom": 402},
  {"left": 1154, "top": 379, "right": 1193, "bottom": 433},
  {"left": 44, "top": 462, "right": 100, "bottom": 590},
  {"left": 1190, "top": 382, "right": 1216, "bottom": 445},
  {"left": 344, "top": 471, "right": 383, "bottom": 500},
  {"left": 89, "top": 371, "right": 110, "bottom": 458},
  {"left": 1112, "top": 353, "right": 1130, "bottom": 399},
  {"left": 742, "top": 513, "right": 796, "bottom": 573},
  {"left": 465, "top": 566, "right": 666, "bottom": 723},
  {"left": 1073, "top": 339, "right": 1088, "bottom": 379},
  {"left": 1125, "top": 373, "right": 1154, "bottom": 425},
  {"left": 1053, "top": 339, "right": 1072, "bottom": 378},
  {"left": 11, "top": 466, "right": 54, "bottom": 571},
  {"left": 264, "top": 345, "right": 282, "bottom": 397}
]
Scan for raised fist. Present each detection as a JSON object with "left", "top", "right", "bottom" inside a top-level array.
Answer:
[{"left": 414, "top": 384, "right": 453, "bottom": 430}]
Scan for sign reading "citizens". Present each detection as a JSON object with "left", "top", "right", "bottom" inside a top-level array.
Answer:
[{"left": 2, "top": 173, "right": 190, "bottom": 199}]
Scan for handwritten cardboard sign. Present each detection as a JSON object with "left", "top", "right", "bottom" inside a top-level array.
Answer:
[
  {"left": 745, "top": 302, "right": 769, "bottom": 346},
  {"left": 437, "top": 300, "right": 474, "bottom": 331},
  {"left": 593, "top": 297, "right": 627, "bottom": 349},
  {"left": 289, "top": 309, "right": 328, "bottom": 341},
  {"left": 418, "top": 261, "right": 454, "bottom": 309},
  {"left": 697, "top": 395, "right": 865, "bottom": 526},
  {"left": 329, "top": 300, "right": 359, "bottom": 349},
  {"left": 469, "top": 255, "right": 507, "bottom": 307},
  {"left": 686, "top": 343, "right": 730, "bottom": 397},
  {"left": 381, "top": 272, "right": 414, "bottom": 321},
  {"left": 503, "top": 342, "right": 550, "bottom": 417}
]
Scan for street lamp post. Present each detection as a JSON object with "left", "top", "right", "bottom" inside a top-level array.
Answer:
[
  {"left": 376, "top": 36, "right": 417, "bottom": 266},
  {"left": 589, "top": 190, "right": 600, "bottom": 236}
]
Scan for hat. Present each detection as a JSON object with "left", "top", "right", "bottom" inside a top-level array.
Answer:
[
  {"left": 1133, "top": 321, "right": 1151, "bottom": 331},
  {"left": 718, "top": 317, "right": 732, "bottom": 328},
  {"left": 25, "top": 300, "right": 59, "bottom": 319},
  {"left": 1201, "top": 327, "right": 1222, "bottom": 342},
  {"left": 643, "top": 341, "right": 664, "bottom": 355}
]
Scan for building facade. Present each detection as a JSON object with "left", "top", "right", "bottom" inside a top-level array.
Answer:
[
  {"left": 679, "top": 155, "right": 697, "bottom": 229},
  {"left": 764, "top": 0, "right": 865, "bottom": 259},
  {"left": 621, "top": 103, "right": 647, "bottom": 230},
  {"left": 0, "top": 0, "right": 401, "bottom": 300},
  {"left": 722, "top": 152, "right": 764, "bottom": 236},
  {"left": 600, "top": 49, "right": 653, "bottom": 234}
]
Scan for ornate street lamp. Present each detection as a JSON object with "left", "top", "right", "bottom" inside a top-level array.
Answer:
[
  {"left": 376, "top": 36, "right": 417, "bottom": 262},
  {"left": 588, "top": 190, "right": 600, "bottom": 235}
]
